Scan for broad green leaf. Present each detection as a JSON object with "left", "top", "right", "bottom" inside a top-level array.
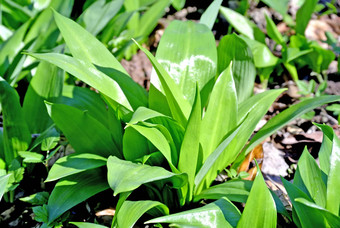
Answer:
[
  {"left": 219, "top": 7, "right": 254, "bottom": 39},
  {"left": 220, "top": 7, "right": 265, "bottom": 42},
  {"left": 129, "top": 107, "right": 166, "bottom": 124},
  {"left": 194, "top": 179, "right": 252, "bottom": 202},
  {"left": 47, "top": 168, "right": 109, "bottom": 224},
  {"left": 18, "top": 151, "right": 44, "bottom": 163},
  {"left": 29, "top": 125, "right": 59, "bottom": 152},
  {"left": 296, "top": 148, "right": 326, "bottom": 207},
  {"left": 295, "top": 198, "right": 340, "bottom": 227},
  {"left": 128, "top": 124, "right": 173, "bottom": 166},
  {"left": 217, "top": 34, "right": 256, "bottom": 103},
  {"left": 135, "top": 41, "right": 190, "bottom": 127},
  {"left": 46, "top": 153, "right": 107, "bottom": 182},
  {"left": 200, "top": 0, "right": 223, "bottom": 30},
  {"left": 117, "top": 200, "right": 169, "bottom": 228},
  {"left": 123, "top": 127, "right": 150, "bottom": 161},
  {"left": 146, "top": 197, "right": 240, "bottom": 228},
  {"left": 0, "top": 174, "right": 11, "bottom": 201},
  {"left": 315, "top": 123, "right": 333, "bottom": 175},
  {"left": 200, "top": 64, "right": 237, "bottom": 162},
  {"left": 70, "top": 222, "right": 107, "bottom": 228},
  {"left": 245, "top": 95, "right": 340, "bottom": 154},
  {"left": 52, "top": 10, "right": 127, "bottom": 74},
  {"left": 27, "top": 52, "right": 132, "bottom": 111},
  {"left": 151, "top": 20, "right": 217, "bottom": 106},
  {"left": 265, "top": 14, "right": 284, "bottom": 45},
  {"left": 77, "top": 0, "right": 123, "bottom": 36},
  {"left": 20, "top": 191, "right": 49, "bottom": 205},
  {"left": 282, "top": 177, "right": 322, "bottom": 227},
  {"left": 107, "top": 156, "right": 187, "bottom": 196},
  {"left": 96, "top": 66, "right": 148, "bottom": 110},
  {"left": 178, "top": 86, "right": 201, "bottom": 202},
  {"left": 240, "top": 36, "right": 279, "bottom": 68},
  {"left": 46, "top": 102, "right": 120, "bottom": 158},
  {"left": 285, "top": 47, "right": 312, "bottom": 63},
  {"left": 201, "top": 89, "right": 284, "bottom": 191},
  {"left": 0, "top": 77, "right": 31, "bottom": 164},
  {"left": 23, "top": 61, "right": 63, "bottom": 134},
  {"left": 0, "top": 21, "right": 29, "bottom": 76},
  {"left": 326, "top": 131, "right": 340, "bottom": 215},
  {"left": 237, "top": 169, "right": 276, "bottom": 228},
  {"left": 261, "top": 0, "right": 289, "bottom": 18},
  {"left": 24, "top": 0, "right": 74, "bottom": 49},
  {"left": 296, "top": 0, "right": 318, "bottom": 35},
  {"left": 195, "top": 123, "right": 242, "bottom": 192},
  {"left": 61, "top": 85, "right": 108, "bottom": 127}
]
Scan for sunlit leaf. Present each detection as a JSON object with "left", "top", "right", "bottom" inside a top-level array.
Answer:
[
  {"left": 117, "top": 200, "right": 169, "bottom": 228},
  {"left": 146, "top": 197, "right": 240, "bottom": 227},
  {"left": 200, "top": 0, "right": 223, "bottom": 30},
  {"left": 107, "top": 156, "right": 187, "bottom": 196}
]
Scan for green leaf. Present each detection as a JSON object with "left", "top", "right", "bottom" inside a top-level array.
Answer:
[
  {"left": 18, "top": 151, "right": 44, "bottom": 163},
  {"left": 96, "top": 66, "right": 148, "bottom": 110},
  {"left": 315, "top": 123, "right": 333, "bottom": 175},
  {"left": 0, "top": 174, "right": 11, "bottom": 201},
  {"left": 135, "top": 40, "right": 190, "bottom": 127},
  {"left": 20, "top": 191, "right": 49, "bottom": 205},
  {"left": 217, "top": 34, "right": 256, "bottom": 103},
  {"left": 123, "top": 127, "right": 150, "bottom": 162},
  {"left": 201, "top": 89, "right": 284, "bottom": 191},
  {"left": 285, "top": 47, "right": 312, "bottom": 63},
  {"left": 326, "top": 130, "right": 340, "bottom": 215},
  {"left": 27, "top": 52, "right": 132, "bottom": 112},
  {"left": 295, "top": 198, "right": 340, "bottom": 227},
  {"left": 129, "top": 107, "right": 166, "bottom": 124},
  {"left": 178, "top": 86, "right": 201, "bottom": 201},
  {"left": 46, "top": 153, "right": 107, "bottom": 182},
  {"left": 77, "top": 0, "right": 123, "bottom": 36},
  {"left": 137, "top": 0, "right": 171, "bottom": 37},
  {"left": 220, "top": 7, "right": 265, "bottom": 42},
  {"left": 107, "top": 156, "right": 187, "bottom": 196},
  {"left": 52, "top": 9, "right": 126, "bottom": 74},
  {"left": 295, "top": 148, "right": 326, "bottom": 207},
  {"left": 23, "top": 61, "right": 63, "bottom": 134},
  {"left": 261, "top": 0, "right": 289, "bottom": 18},
  {"left": 172, "top": 0, "right": 185, "bottom": 10},
  {"left": 0, "top": 77, "right": 31, "bottom": 165},
  {"left": 0, "top": 21, "right": 29, "bottom": 76},
  {"left": 46, "top": 102, "right": 120, "bottom": 158},
  {"left": 61, "top": 85, "right": 108, "bottom": 128},
  {"left": 149, "top": 20, "right": 217, "bottom": 106},
  {"left": 47, "top": 168, "right": 109, "bottom": 224},
  {"left": 265, "top": 14, "right": 284, "bottom": 45},
  {"left": 117, "top": 200, "right": 169, "bottom": 228},
  {"left": 194, "top": 179, "right": 252, "bottom": 203},
  {"left": 146, "top": 197, "right": 240, "bottom": 227},
  {"left": 200, "top": 64, "right": 237, "bottom": 163},
  {"left": 128, "top": 124, "right": 173, "bottom": 166},
  {"left": 245, "top": 95, "right": 340, "bottom": 155},
  {"left": 70, "top": 222, "right": 107, "bottom": 228},
  {"left": 237, "top": 169, "right": 277, "bottom": 228},
  {"left": 282, "top": 177, "right": 323, "bottom": 227},
  {"left": 195, "top": 122, "right": 242, "bottom": 192},
  {"left": 296, "top": 0, "right": 318, "bottom": 35},
  {"left": 240, "top": 36, "right": 279, "bottom": 68},
  {"left": 200, "top": 0, "right": 223, "bottom": 30}
]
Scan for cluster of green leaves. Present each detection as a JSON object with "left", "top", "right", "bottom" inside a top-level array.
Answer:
[
  {"left": 282, "top": 123, "right": 340, "bottom": 227},
  {"left": 0, "top": 0, "right": 172, "bottom": 202},
  {"left": 219, "top": 0, "right": 336, "bottom": 88},
  {"left": 9, "top": 3, "right": 338, "bottom": 227},
  {"left": 1, "top": 1, "right": 340, "bottom": 227}
]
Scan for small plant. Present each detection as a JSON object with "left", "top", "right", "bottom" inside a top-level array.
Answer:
[
  {"left": 282, "top": 123, "right": 340, "bottom": 227},
  {"left": 24, "top": 7, "right": 340, "bottom": 227}
]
